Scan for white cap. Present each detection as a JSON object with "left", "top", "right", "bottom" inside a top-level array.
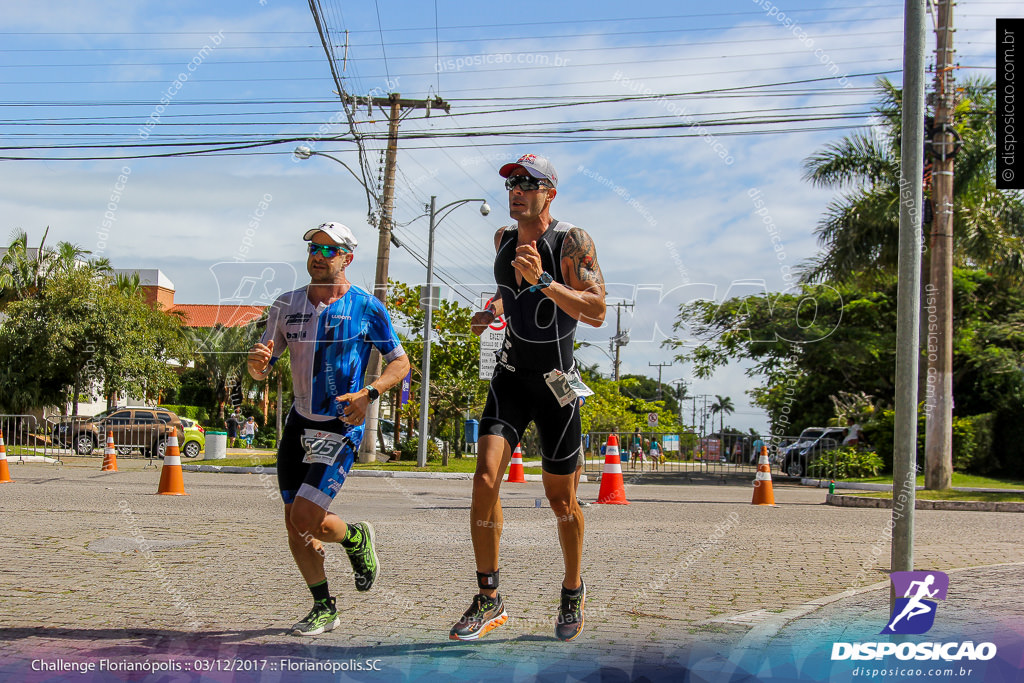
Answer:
[
  {"left": 499, "top": 153, "right": 558, "bottom": 187},
  {"left": 303, "top": 222, "right": 358, "bottom": 251}
]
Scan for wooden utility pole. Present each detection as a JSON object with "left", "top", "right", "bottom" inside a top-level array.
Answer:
[
  {"left": 648, "top": 362, "right": 672, "bottom": 400},
  {"left": 351, "top": 93, "right": 450, "bottom": 463},
  {"left": 610, "top": 301, "right": 634, "bottom": 382},
  {"left": 924, "top": 0, "right": 955, "bottom": 489}
]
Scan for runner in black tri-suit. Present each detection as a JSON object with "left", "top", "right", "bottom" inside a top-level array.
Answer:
[{"left": 449, "top": 154, "right": 607, "bottom": 643}]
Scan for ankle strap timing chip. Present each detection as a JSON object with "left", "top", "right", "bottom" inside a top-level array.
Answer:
[{"left": 477, "top": 570, "right": 499, "bottom": 590}]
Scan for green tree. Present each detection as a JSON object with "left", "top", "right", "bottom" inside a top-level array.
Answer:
[
  {"left": 671, "top": 270, "right": 1024, "bottom": 476},
  {"left": 0, "top": 263, "right": 191, "bottom": 415},
  {"left": 801, "top": 77, "right": 1024, "bottom": 282},
  {"left": 619, "top": 373, "right": 680, "bottom": 417},
  {"left": 386, "top": 280, "right": 488, "bottom": 451},
  {"left": 187, "top": 323, "right": 262, "bottom": 421},
  {"left": 92, "top": 283, "right": 192, "bottom": 408}
]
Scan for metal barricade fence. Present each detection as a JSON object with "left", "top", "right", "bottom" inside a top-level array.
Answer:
[
  {"left": 582, "top": 430, "right": 769, "bottom": 478},
  {"left": 0, "top": 414, "right": 58, "bottom": 463}
]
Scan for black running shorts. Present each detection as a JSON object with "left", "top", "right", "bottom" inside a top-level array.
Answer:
[
  {"left": 480, "top": 366, "right": 582, "bottom": 475},
  {"left": 276, "top": 408, "right": 361, "bottom": 509}
]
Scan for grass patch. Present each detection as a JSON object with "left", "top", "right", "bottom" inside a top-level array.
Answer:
[
  {"left": 843, "top": 473, "right": 1024, "bottom": 490},
  {"left": 849, "top": 490, "right": 1024, "bottom": 503},
  {"left": 192, "top": 455, "right": 277, "bottom": 468}
]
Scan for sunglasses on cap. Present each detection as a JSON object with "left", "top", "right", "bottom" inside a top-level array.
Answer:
[
  {"left": 307, "top": 243, "right": 350, "bottom": 258},
  {"left": 504, "top": 175, "right": 551, "bottom": 191}
]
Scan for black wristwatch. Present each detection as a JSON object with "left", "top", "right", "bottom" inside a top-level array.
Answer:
[
  {"left": 531, "top": 272, "right": 554, "bottom": 291},
  {"left": 364, "top": 385, "right": 380, "bottom": 403}
]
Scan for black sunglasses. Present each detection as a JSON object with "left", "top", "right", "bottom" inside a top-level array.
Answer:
[
  {"left": 504, "top": 175, "right": 551, "bottom": 191},
  {"left": 307, "top": 243, "right": 349, "bottom": 258}
]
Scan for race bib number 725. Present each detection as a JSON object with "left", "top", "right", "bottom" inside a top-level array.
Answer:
[{"left": 301, "top": 430, "right": 349, "bottom": 465}]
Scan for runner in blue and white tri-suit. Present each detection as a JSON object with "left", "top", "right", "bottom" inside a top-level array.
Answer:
[{"left": 247, "top": 222, "right": 409, "bottom": 637}]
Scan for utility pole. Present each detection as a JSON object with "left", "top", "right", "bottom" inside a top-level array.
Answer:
[
  {"left": 924, "top": 0, "right": 956, "bottom": 490},
  {"left": 609, "top": 301, "right": 634, "bottom": 381},
  {"left": 891, "top": 0, "right": 927, "bottom": 593},
  {"left": 349, "top": 93, "right": 450, "bottom": 464},
  {"left": 649, "top": 362, "right": 672, "bottom": 399}
]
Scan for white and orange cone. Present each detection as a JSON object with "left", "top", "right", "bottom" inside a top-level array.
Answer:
[
  {"left": 752, "top": 445, "right": 776, "bottom": 506},
  {"left": 506, "top": 443, "right": 526, "bottom": 483},
  {"left": 595, "top": 433, "right": 629, "bottom": 505},
  {"left": 101, "top": 430, "right": 119, "bottom": 472},
  {"left": 0, "top": 429, "right": 13, "bottom": 483},
  {"left": 156, "top": 435, "right": 188, "bottom": 495}
]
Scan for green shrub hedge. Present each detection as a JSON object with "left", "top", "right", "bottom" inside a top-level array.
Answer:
[
  {"left": 158, "top": 404, "right": 211, "bottom": 424},
  {"left": 808, "top": 447, "right": 884, "bottom": 479}
]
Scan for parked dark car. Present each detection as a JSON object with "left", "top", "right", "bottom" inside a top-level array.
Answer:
[
  {"left": 55, "top": 407, "right": 185, "bottom": 458},
  {"left": 779, "top": 427, "right": 846, "bottom": 477}
]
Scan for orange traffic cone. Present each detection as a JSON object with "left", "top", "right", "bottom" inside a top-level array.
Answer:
[
  {"left": 507, "top": 443, "right": 526, "bottom": 483},
  {"left": 101, "top": 430, "right": 119, "bottom": 472},
  {"left": 595, "top": 434, "right": 629, "bottom": 505},
  {"left": 156, "top": 435, "right": 188, "bottom": 495},
  {"left": 752, "top": 445, "right": 776, "bottom": 506},
  {"left": 0, "top": 430, "right": 13, "bottom": 483}
]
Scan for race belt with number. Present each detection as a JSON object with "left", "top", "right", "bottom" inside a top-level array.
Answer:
[{"left": 300, "top": 429, "right": 353, "bottom": 465}]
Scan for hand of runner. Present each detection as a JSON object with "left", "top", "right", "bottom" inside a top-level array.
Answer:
[
  {"left": 335, "top": 391, "right": 368, "bottom": 425},
  {"left": 512, "top": 240, "right": 542, "bottom": 285},
  {"left": 247, "top": 340, "right": 274, "bottom": 374},
  {"left": 470, "top": 309, "right": 495, "bottom": 336}
]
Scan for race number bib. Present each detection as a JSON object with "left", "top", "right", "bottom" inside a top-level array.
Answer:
[
  {"left": 301, "top": 429, "right": 349, "bottom": 465},
  {"left": 543, "top": 367, "right": 594, "bottom": 407}
]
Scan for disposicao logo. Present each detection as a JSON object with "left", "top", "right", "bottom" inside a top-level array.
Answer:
[
  {"left": 882, "top": 570, "right": 948, "bottom": 635},
  {"left": 831, "top": 571, "right": 997, "bottom": 662}
]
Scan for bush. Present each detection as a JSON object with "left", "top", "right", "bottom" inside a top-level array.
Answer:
[
  {"left": 808, "top": 447, "right": 884, "bottom": 479},
  {"left": 862, "top": 408, "right": 999, "bottom": 476},
  {"left": 396, "top": 437, "right": 441, "bottom": 463},
  {"left": 159, "top": 404, "right": 211, "bottom": 424},
  {"left": 952, "top": 412, "right": 996, "bottom": 474}
]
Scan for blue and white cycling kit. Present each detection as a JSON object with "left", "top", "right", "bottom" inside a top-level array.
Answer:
[{"left": 261, "top": 285, "right": 405, "bottom": 508}]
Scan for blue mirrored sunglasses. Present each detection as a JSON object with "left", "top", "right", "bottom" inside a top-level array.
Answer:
[{"left": 307, "top": 243, "right": 350, "bottom": 258}]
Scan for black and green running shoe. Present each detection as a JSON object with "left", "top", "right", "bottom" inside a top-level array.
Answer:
[
  {"left": 555, "top": 580, "right": 586, "bottom": 642},
  {"left": 449, "top": 593, "right": 508, "bottom": 641},
  {"left": 291, "top": 597, "right": 340, "bottom": 636},
  {"left": 343, "top": 521, "right": 378, "bottom": 591}
]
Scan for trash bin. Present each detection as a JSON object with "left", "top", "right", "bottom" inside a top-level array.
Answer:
[
  {"left": 205, "top": 431, "right": 227, "bottom": 460},
  {"left": 464, "top": 418, "right": 479, "bottom": 444}
]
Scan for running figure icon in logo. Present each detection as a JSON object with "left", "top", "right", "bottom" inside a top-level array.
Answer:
[{"left": 881, "top": 571, "right": 949, "bottom": 635}]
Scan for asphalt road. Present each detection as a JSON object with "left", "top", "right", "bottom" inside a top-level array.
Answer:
[{"left": 1, "top": 457, "right": 1021, "bottom": 682}]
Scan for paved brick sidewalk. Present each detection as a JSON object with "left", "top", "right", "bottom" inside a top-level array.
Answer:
[{"left": 0, "top": 458, "right": 1021, "bottom": 682}]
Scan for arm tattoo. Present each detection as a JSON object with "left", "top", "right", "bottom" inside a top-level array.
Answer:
[{"left": 564, "top": 227, "right": 605, "bottom": 289}]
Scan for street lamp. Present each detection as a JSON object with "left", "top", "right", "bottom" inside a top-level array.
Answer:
[
  {"left": 576, "top": 341, "right": 616, "bottom": 378},
  {"left": 417, "top": 195, "right": 490, "bottom": 467}
]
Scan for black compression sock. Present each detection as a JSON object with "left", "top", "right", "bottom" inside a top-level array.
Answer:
[{"left": 309, "top": 579, "right": 331, "bottom": 603}]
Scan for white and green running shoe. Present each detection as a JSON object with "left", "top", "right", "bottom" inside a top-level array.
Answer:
[
  {"left": 344, "top": 521, "right": 378, "bottom": 591},
  {"left": 291, "top": 597, "right": 340, "bottom": 636}
]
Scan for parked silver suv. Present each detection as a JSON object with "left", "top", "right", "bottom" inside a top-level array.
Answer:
[{"left": 779, "top": 426, "right": 846, "bottom": 477}]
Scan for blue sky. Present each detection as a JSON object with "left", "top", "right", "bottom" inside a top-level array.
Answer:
[{"left": 0, "top": 0, "right": 1006, "bottom": 432}]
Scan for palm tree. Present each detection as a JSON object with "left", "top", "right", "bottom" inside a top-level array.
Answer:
[
  {"left": 709, "top": 394, "right": 735, "bottom": 458},
  {"left": 188, "top": 324, "right": 262, "bottom": 420},
  {"left": 1, "top": 229, "right": 111, "bottom": 311},
  {"left": 801, "top": 77, "right": 1024, "bottom": 283}
]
